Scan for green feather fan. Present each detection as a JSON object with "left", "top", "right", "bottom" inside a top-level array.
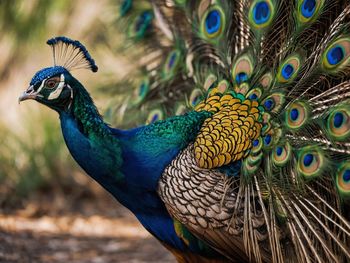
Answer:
[{"left": 113, "top": 1, "right": 350, "bottom": 261}]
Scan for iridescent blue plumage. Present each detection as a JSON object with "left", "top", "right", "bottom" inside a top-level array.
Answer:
[
  {"left": 253, "top": 139, "right": 260, "bottom": 147},
  {"left": 344, "top": 170, "right": 350, "bottom": 182},
  {"left": 205, "top": 10, "right": 221, "bottom": 35},
  {"left": 281, "top": 64, "right": 294, "bottom": 79},
  {"left": 303, "top": 153, "right": 314, "bottom": 167},
  {"left": 253, "top": 2, "right": 271, "bottom": 25},
  {"left": 264, "top": 98, "right": 274, "bottom": 110},
  {"left": 276, "top": 146, "right": 283, "bottom": 156},
  {"left": 264, "top": 134, "right": 272, "bottom": 146},
  {"left": 235, "top": 72, "right": 249, "bottom": 84},
  {"left": 301, "top": 0, "right": 317, "bottom": 18},
  {"left": 290, "top": 108, "right": 299, "bottom": 121},
  {"left": 50, "top": 73, "right": 218, "bottom": 257},
  {"left": 327, "top": 46, "right": 345, "bottom": 65},
  {"left": 334, "top": 112, "right": 344, "bottom": 128},
  {"left": 30, "top": 66, "right": 68, "bottom": 86}
]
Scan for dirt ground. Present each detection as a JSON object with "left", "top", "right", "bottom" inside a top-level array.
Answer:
[{"left": 0, "top": 188, "right": 176, "bottom": 263}]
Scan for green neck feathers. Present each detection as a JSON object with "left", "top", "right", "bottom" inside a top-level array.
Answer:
[
  {"left": 72, "top": 85, "right": 110, "bottom": 137},
  {"left": 64, "top": 78, "right": 124, "bottom": 181}
]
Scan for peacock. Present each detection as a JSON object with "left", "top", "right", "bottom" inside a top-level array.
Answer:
[{"left": 19, "top": 0, "right": 350, "bottom": 262}]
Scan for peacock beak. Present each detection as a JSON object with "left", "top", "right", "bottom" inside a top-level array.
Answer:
[{"left": 18, "top": 86, "right": 37, "bottom": 103}]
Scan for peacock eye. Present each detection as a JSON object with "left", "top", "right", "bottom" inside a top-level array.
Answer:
[{"left": 46, "top": 79, "right": 57, "bottom": 89}]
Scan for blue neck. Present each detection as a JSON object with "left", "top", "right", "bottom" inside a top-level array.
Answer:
[
  {"left": 58, "top": 90, "right": 215, "bottom": 256},
  {"left": 59, "top": 111, "right": 190, "bottom": 252}
]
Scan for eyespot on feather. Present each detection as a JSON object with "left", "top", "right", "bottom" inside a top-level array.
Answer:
[
  {"left": 263, "top": 133, "right": 274, "bottom": 148},
  {"left": 297, "top": 147, "right": 325, "bottom": 179},
  {"left": 322, "top": 37, "right": 350, "bottom": 72},
  {"left": 163, "top": 49, "right": 182, "bottom": 80},
  {"left": 243, "top": 157, "right": 260, "bottom": 175},
  {"left": 132, "top": 78, "right": 149, "bottom": 106},
  {"left": 200, "top": 5, "right": 226, "bottom": 40},
  {"left": 285, "top": 101, "right": 309, "bottom": 130},
  {"left": 217, "top": 80, "right": 229, "bottom": 93},
  {"left": 261, "top": 112, "right": 272, "bottom": 134},
  {"left": 326, "top": 106, "right": 350, "bottom": 141},
  {"left": 336, "top": 162, "right": 350, "bottom": 198},
  {"left": 247, "top": 152, "right": 263, "bottom": 165},
  {"left": 262, "top": 93, "right": 285, "bottom": 113},
  {"left": 260, "top": 72, "right": 273, "bottom": 89},
  {"left": 277, "top": 55, "right": 302, "bottom": 83},
  {"left": 251, "top": 138, "right": 263, "bottom": 154},
  {"left": 263, "top": 128, "right": 282, "bottom": 149},
  {"left": 232, "top": 55, "right": 254, "bottom": 85},
  {"left": 189, "top": 89, "right": 203, "bottom": 107},
  {"left": 234, "top": 83, "right": 250, "bottom": 96},
  {"left": 204, "top": 74, "right": 217, "bottom": 91},
  {"left": 273, "top": 142, "right": 291, "bottom": 166},
  {"left": 248, "top": 0, "right": 276, "bottom": 29},
  {"left": 128, "top": 10, "right": 154, "bottom": 40},
  {"left": 246, "top": 88, "right": 262, "bottom": 101},
  {"left": 296, "top": 0, "right": 324, "bottom": 24},
  {"left": 146, "top": 108, "right": 164, "bottom": 124}
]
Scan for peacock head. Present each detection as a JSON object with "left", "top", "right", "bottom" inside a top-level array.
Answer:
[{"left": 19, "top": 36, "right": 98, "bottom": 112}]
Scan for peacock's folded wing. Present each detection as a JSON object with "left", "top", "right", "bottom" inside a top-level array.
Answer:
[{"left": 159, "top": 143, "right": 273, "bottom": 262}]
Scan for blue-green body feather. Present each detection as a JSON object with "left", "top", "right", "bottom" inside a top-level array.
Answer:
[{"left": 59, "top": 83, "right": 217, "bottom": 256}]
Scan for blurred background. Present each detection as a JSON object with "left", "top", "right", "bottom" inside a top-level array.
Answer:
[{"left": 0, "top": 0, "right": 174, "bottom": 262}]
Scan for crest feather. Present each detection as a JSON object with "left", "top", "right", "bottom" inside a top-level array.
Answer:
[{"left": 47, "top": 36, "right": 98, "bottom": 73}]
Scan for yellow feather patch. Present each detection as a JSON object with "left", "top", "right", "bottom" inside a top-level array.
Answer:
[{"left": 194, "top": 89, "right": 263, "bottom": 169}]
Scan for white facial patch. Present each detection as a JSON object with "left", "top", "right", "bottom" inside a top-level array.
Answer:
[
  {"left": 48, "top": 74, "right": 65, "bottom": 100},
  {"left": 36, "top": 78, "right": 46, "bottom": 94}
]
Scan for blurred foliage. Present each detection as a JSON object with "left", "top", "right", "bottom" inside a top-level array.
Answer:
[
  {"left": 0, "top": 113, "right": 78, "bottom": 206},
  {"left": 0, "top": 0, "right": 70, "bottom": 41},
  {"left": 0, "top": 0, "right": 74, "bottom": 80}
]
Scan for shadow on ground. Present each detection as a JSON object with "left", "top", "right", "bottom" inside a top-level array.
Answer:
[
  {"left": 0, "top": 230, "right": 174, "bottom": 263},
  {"left": 0, "top": 187, "right": 175, "bottom": 263}
]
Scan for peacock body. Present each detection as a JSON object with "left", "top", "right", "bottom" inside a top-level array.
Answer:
[{"left": 19, "top": 0, "right": 350, "bottom": 262}]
